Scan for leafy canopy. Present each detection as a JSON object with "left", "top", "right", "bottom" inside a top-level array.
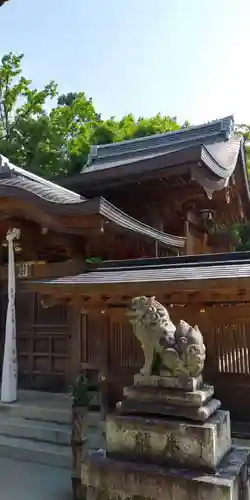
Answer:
[{"left": 0, "top": 52, "right": 189, "bottom": 178}]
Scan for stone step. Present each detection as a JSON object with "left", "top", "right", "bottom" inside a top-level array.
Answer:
[
  {"left": 0, "top": 435, "right": 71, "bottom": 468},
  {"left": 0, "top": 401, "right": 72, "bottom": 424},
  {"left": 0, "top": 401, "right": 102, "bottom": 427},
  {"left": 18, "top": 390, "right": 71, "bottom": 401},
  {"left": 0, "top": 416, "right": 71, "bottom": 445},
  {"left": 0, "top": 394, "right": 103, "bottom": 468}
]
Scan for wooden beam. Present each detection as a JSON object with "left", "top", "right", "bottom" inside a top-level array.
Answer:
[
  {"left": 68, "top": 298, "right": 82, "bottom": 381},
  {"left": 31, "top": 277, "right": 200, "bottom": 296},
  {"left": 24, "top": 283, "right": 250, "bottom": 310}
]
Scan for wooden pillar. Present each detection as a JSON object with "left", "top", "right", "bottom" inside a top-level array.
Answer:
[
  {"left": 68, "top": 299, "right": 82, "bottom": 384},
  {"left": 98, "top": 313, "right": 109, "bottom": 418},
  {"left": 184, "top": 218, "right": 193, "bottom": 255},
  {"left": 184, "top": 209, "right": 209, "bottom": 255},
  {"left": 149, "top": 213, "right": 164, "bottom": 258}
]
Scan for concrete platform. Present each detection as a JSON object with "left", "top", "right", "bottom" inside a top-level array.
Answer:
[
  {"left": 0, "top": 434, "right": 71, "bottom": 468},
  {"left": 0, "top": 456, "right": 71, "bottom": 500}
]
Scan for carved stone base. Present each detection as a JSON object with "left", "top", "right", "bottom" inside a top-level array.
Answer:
[
  {"left": 82, "top": 447, "right": 250, "bottom": 500},
  {"left": 123, "top": 384, "right": 214, "bottom": 407},
  {"left": 134, "top": 373, "right": 203, "bottom": 391},
  {"left": 117, "top": 395, "right": 221, "bottom": 422},
  {"left": 106, "top": 410, "right": 231, "bottom": 471}
]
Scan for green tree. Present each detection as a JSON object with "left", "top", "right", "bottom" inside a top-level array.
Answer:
[
  {"left": 0, "top": 52, "right": 188, "bottom": 178},
  {"left": 48, "top": 91, "right": 101, "bottom": 175},
  {"left": 89, "top": 113, "right": 183, "bottom": 147},
  {"left": 235, "top": 123, "right": 250, "bottom": 173},
  {"left": 0, "top": 53, "right": 100, "bottom": 177},
  {"left": 232, "top": 124, "right": 250, "bottom": 251},
  {"left": 0, "top": 53, "right": 58, "bottom": 173},
  {"left": 234, "top": 224, "right": 250, "bottom": 252}
]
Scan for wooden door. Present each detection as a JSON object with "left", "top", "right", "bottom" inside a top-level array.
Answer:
[
  {"left": 0, "top": 283, "right": 71, "bottom": 392},
  {"left": 17, "top": 289, "right": 69, "bottom": 391}
]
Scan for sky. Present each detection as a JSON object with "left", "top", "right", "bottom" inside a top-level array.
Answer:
[{"left": 1, "top": 0, "right": 250, "bottom": 126}]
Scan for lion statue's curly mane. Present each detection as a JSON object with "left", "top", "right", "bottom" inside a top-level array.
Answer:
[{"left": 127, "top": 296, "right": 206, "bottom": 378}]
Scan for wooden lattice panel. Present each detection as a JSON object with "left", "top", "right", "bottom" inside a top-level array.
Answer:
[
  {"left": 14, "top": 290, "right": 69, "bottom": 391},
  {"left": 109, "top": 320, "right": 143, "bottom": 369}
]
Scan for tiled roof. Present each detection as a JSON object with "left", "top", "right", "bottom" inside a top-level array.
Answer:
[
  {"left": 0, "top": 155, "right": 185, "bottom": 248},
  {"left": 83, "top": 115, "right": 236, "bottom": 176},
  {"left": 0, "top": 155, "right": 85, "bottom": 204},
  {"left": 31, "top": 252, "right": 250, "bottom": 288}
]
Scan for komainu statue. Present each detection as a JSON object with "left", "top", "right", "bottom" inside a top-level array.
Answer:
[{"left": 127, "top": 296, "right": 206, "bottom": 378}]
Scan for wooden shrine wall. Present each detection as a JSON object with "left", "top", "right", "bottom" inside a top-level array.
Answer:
[
  {"left": 80, "top": 313, "right": 143, "bottom": 404},
  {"left": 0, "top": 284, "right": 69, "bottom": 392},
  {"left": 0, "top": 283, "right": 250, "bottom": 421}
]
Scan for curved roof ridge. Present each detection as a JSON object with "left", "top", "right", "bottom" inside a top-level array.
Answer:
[
  {"left": 93, "top": 115, "right": 235, "bottom": 151},
  {"left": 85, "top": 115, "right": 235, "bottom": 168},
  {"left": 0, "top": 154, "right": 86, "bottom": 202}
]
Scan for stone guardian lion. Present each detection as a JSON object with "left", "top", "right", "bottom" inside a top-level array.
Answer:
[{"left": 127, "top": 296, "right": 206, "bottom": 378}]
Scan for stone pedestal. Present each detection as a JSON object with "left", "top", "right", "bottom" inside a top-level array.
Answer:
[
  {"left": 83, "top": 447, "right": 249, "bottom": 500},
  {"left": 106, "top": 410, "right": 231, "bottom": 471},
  {"left": 81, "top": 374, "right": 250, "bottom": 500},
  {"left": 120, "top": 376, "right": 221, "bottom": 421}
]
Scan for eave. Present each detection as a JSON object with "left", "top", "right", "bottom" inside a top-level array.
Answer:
[
  {"left": 57, "top": 137, "right": 249, "bottom": 212},
  {"left": 27, "top": 251, "right": 250, "bottom": 300},
  {"left": 0, "top": 155, "right": 185, "bottom": 249}
]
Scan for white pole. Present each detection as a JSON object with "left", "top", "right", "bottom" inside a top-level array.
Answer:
[{"left": 1, "top": 228, "right": 20, "bottom": 403}]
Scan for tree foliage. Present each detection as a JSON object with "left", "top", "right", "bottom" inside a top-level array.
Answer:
[
  {"left": 235, "top": 123, "right": 250, "bottom": 173},
  {"left": 0, "top": 53, "right": 58, "bottom": 175},
  {"left": 232, "top": 124, "right": 250, "bottom": 251},
  {"left": 234, "top": 224, "right": 250, "bottom": 252},
  {"left": 0, "top": 52, "right": 189, "bottom": 178}
]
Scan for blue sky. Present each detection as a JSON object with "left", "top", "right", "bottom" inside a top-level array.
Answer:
[{"left": 1, "top": 0, "right": 250, "bottom": 125}]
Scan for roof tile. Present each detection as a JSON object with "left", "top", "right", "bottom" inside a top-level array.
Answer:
[
  {"left": 83, "top": 115, "right": 235, "bottom": 176},
  {"left": 33, "top": 253, "right": 250, "bottom": 287},
  {"left": 0, "top": 154, "right": 85, "bottom": 204}
]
